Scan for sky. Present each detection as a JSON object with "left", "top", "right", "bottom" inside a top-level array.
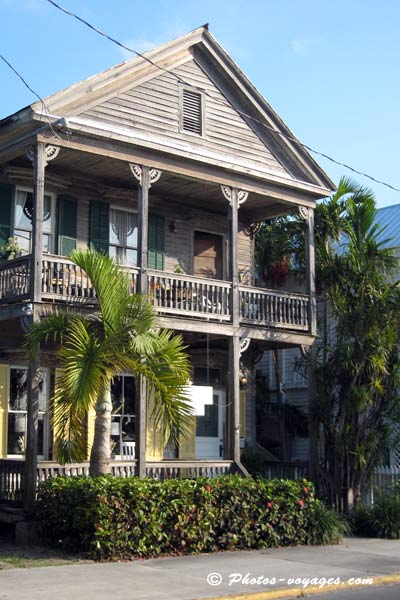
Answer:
[{"left": 0, "top": 0, "right": 399, "bottom": 207}]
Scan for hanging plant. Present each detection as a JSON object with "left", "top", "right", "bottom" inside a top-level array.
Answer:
[{"left": 269, "top": 258, "right": 290, "bottom": 286}]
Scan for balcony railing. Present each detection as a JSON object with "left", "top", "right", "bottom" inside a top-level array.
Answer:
[
  {"left": 239, "top": 285, "right": 309, "bottom": 331},
  {"left": 0, "top": 255, "right": 310, "bottom": 332},
  {"left": 0, "top": 256, "right": 31, "bottom": 303},
  {"left": 148, "top": 270, "right": 231, "bottom": 321}
]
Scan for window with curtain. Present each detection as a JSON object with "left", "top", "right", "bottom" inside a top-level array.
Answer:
[
  {"left": 109, "top": 208, "right": 138, "bottom": 267},
  {"left": 7, "top": 367, "right": 48, "bottom": 458},
  {"left": 14, "top": 189, "right": 54, "bottom": 254}
]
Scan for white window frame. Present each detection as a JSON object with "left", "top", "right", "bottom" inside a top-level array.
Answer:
[
  {"left": 14, "top": 186, "right": 56, "bottom": 255},
  {"left": 110, "top": 373, "right": 136, "bottom": 459},
  {"left": 108, "top": 205, "right": 138, "bottom": 268},
  {"left": 6, "top": 365, "right": 50, "bottom": 460}
]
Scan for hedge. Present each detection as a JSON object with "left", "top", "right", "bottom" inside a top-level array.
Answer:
[{"left": 35, "top": 475, "right": 339, "bottom": 560}]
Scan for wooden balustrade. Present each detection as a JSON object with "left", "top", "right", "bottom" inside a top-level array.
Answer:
[
  {"left": 41, "top": 255, "right": 139, "bottom": 300},
  {"left": 148, "top": 270, "right": 231, "bottom": 321},
  {"left": 145, "top": 460, "right": 235, "bottom": 480},
  {"left": 261, "top": 461, "right": 309, "bottom": 480},
  {"left": 0, "top": 255, "right": 312, "bottom": 333},
  {"left": 0, "top": 459, "right": 25, "bottom": 505},
  {"left": 0, "top": 458, "right": 235, "bottom": 506},
  {"left": 0, "top": 256, "right": 31, "bottom": 303},
  {"left": 239, "top": 286, "right": 310, "bottom": 331}
]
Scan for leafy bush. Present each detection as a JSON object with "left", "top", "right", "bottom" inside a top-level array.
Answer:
[
  {"left": 35, "top": 475, "right": 344, "bottom": 560},
  {"left": 351, "top": 504, "right": 375, "bottom": 537},
  {"left": 372, "top": 489, "right": 400, "bottom": 539},
  {"left": 306, "top": 502, "right": 350, "bottom": 545},
  {"left": 352, "top": 484, "right": 400, "bottom": 539}
]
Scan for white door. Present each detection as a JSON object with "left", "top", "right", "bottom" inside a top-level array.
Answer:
[{"left": 195, "top": 389, "right": 225, "bottom": 459}]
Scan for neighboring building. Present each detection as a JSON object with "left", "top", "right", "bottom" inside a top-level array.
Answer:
[
  {"left": 258, "top": 204, "right": 400, "bottom": 466},
  {"left": 0, "top": 26, "right": 333, "bottom": 503}
]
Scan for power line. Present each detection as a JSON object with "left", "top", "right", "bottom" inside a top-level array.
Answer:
[
  {"left": 12, "top": 0, "right": 400, "bottom": 194},
  {"left": 0, "top": 53, "right": 43, "bottom": 105},
  {"left": 0, "top": 53, "right": 64, "bottom": 140}
]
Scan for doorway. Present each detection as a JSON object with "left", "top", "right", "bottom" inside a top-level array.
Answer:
[
  {"left": 195, "top": 388, "right": 225, "bottom": 459},
  {"left": 193, "top": 231, "right": 223, "bottom": 279}
]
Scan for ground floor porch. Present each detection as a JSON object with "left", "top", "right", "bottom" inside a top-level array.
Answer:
[
  {"left": 0, "top": 458, "right": 236, "bottom": 507},
  {"left": 0, "top": 320, "right": 311, "bottom": 509}
]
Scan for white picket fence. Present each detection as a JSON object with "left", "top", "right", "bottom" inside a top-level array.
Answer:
[{"left": 363, "top": 466, "right": 400, "bottom": 506}]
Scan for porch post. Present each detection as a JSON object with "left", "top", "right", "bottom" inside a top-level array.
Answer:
[
  {"left": 24, "top": 141, "right": 46, "bottom": 512},
  {"left": 221, "top": 185, "right": 248, "bottom": 465},
  {"left": 302, "top": 206, "right": 316, "bottom": 336},
  {"left": 129, "top": 164, "right": 162, "bottom": 478}
]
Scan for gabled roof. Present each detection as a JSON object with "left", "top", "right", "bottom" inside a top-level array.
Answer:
[{"left": 1, "top": 26, "right": 334, "bottom": 194}]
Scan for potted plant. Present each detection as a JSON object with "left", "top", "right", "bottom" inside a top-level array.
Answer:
[{"left": 0, "top": 237, "right": 21, "bottom": 261}]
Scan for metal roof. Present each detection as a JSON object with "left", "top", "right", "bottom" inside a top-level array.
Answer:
[{"left": 376, "top": 204, "right": 400, "bottom": 248}]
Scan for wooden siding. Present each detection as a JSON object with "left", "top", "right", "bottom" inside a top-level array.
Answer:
[{"left": 80, "top": 59, "right": 291, "bottom": 180}]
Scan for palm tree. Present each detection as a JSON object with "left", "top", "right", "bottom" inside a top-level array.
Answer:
[
  {"left": 26, "top": 250, "right": 193, "bottom": 475},
  {"left": 315, "top": 189, "right": 400, "bottom": 509}
]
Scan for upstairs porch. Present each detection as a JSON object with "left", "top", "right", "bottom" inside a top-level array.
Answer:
[{"left": 0, "top": 254, "right": 310, "bottom": 333}]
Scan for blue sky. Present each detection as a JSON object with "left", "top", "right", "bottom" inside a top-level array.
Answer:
[{"left": 1, "top": 0, "right": 399, "bottom": 207}]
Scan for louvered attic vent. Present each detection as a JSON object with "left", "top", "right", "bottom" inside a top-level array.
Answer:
[{"left": 182, "top": 89, "right": 203, "bottom": 135}]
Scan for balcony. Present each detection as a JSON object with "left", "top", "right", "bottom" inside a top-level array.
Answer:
[{"left": 0, "top": 255, "right": 310, "bottom": 332}]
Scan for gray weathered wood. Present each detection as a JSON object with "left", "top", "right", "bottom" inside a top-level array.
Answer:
[
  {"left": 24, "top": 141, "right": 46, "bottom": 512},
  {"left": 305, "top": 208, "right": 317, "bottom": 335},
  {"left": 229, "top": 335, "right": 241, "bottom": 464},
  {"left": 137, "top": 165, "right": 150, "bottom": 295},
  {"left": 30, "top": 142, "right": 45, "bottom": 303},
  {"left": 228, "top": 187, "right": 240, "bottom": 327},
  {"left": 135, "top": 165, "right": 150, "bottom": 478}
]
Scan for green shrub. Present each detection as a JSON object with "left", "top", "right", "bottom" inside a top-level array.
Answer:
[
  {"left": 372, "top": 489, "right": 400, "bottom": 539},
  {"left": 35, "top": 475, "right": 343, "bottom": 560},
  {"left": 306, "top": 502, "right": 350, "bottom": 545},
  {"left": 351, "top": 504, "right": 376, "bottom": 537}
]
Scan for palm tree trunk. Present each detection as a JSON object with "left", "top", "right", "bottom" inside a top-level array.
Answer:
[{"left": 89, "top": 385, "right": 112, "bottom": 476}]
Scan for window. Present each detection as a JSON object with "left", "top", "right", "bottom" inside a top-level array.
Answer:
[
  {"left": 7, "top": 367, "right": 49, "bottom": 458},
  {"left": 109, "top": 208, "right": 138, "bottom": 267},
  {"left": 110, "top": 375, "right": 136, "bottom": 457},
  {"left": 14, "top": 188, "right": 55, "bottom": 254},
  {"left": 181, "top": 88, "right": 203, "bottom": 136}
]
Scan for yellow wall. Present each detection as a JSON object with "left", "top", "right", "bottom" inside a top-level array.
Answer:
[
  {"left": 146, "top": 392, "right": 164, "bottom": 460},
  {"left": 178, "top": 416, "right": 196, "bottom": 459},
  {"left": 240, "top": 389, "right": 246, "bottom": 438},
  {"left": 87, "top": 404, "right": 96, "bottom": 460},
  {"left": 0, "top": 365, "right": 9, "bottom": 458}
]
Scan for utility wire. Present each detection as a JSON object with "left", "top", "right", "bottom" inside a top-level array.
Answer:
[
  {"left": 0, "top": 52, "right": 64, "bottom": 140},
  {"left": 19, "top": 1, "right": 400, "bottom": 193}
]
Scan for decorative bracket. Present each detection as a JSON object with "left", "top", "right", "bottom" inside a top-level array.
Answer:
[
  {"left": 239, "top": 337, "right": 251, "bottom": 355},
  {"left": 250, "top": 221, "right": 263, "bottom": 238},
  {"left": 220, "top": 185, "right": 248, "bottom": 207},
  {"left": 129, "top": 163, "right": 162, "bottom": 188},
  {"left": 26, "top": 144, "right": 61, "bottom": 166},
  {"left": 298, "top": 206, "right": 309, "bottom": 221}
]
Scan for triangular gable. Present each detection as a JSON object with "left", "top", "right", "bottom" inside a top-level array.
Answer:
[
  {"left": 28, "top": 26, "right": 333, "bottom": 190},
  {"left": 77, "top": 58, "right": 291, "bottom": 180}
]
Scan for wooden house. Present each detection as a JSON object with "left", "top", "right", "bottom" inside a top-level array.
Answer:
[{"left": 0, "top": 26, "right": 333, "bottom": 508}]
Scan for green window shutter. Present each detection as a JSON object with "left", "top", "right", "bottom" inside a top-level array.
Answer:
[
  {"left": 148, "top": 214, "right": 165, "bottom": 270},
  {"left": 89, "top": 201, "right": 109, "bottom": 254},
  {"left": 0, "top": 184, "right": 14, "bottom": 246},
  {"left": 57, "top": 195, "right": 77, "bottom": 256}
]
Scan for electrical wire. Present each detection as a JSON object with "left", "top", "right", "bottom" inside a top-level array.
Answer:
[
  {"left": 3, "top": 0, "right": 398, "bottom": 194},
  {"left": 45, "top": 0, "right": 400, "bottom": 194},
  {"left": 0, "top": 53, "right": 65, "bottom": 141}
]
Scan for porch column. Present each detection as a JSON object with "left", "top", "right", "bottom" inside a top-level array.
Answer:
[
  {"left": 300, "top": 206, "right": 317, "bottom": 336},
  {"left": 221, "top": 185, "right": 248, "bottom": 465},
  {"left": 24, "top": 142, "right": 60, "bottom": 511},
  {"left": 129, "top": 164, "right": 162, "bottom": 478}
]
